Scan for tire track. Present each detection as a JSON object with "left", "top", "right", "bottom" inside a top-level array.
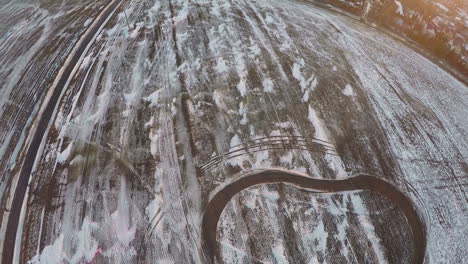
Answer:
[
  {"left": 200, "top": 136, "right": 338, "bottom": 172},
  {"left": 201, "top": 169, "right": 426, "bottom": 264},
  {"left": 1, "top": 0, "right": 122, "bottom": 262}
]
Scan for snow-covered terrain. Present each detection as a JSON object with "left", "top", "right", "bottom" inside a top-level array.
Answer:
[{"left": 0, "top": 0, "right": 467, "bottom": 263}]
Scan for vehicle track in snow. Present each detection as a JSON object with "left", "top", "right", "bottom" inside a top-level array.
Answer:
[
  {"left": 199, "top": 136, "right": 338, "bottom": 172},
  {"left": 201, "top": 169, "right": 426, "bottom": 264}
]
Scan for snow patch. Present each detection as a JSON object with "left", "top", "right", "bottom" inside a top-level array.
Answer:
[
  {"left": 394, "top": 1, "right": 404, "bottom": 16},
  {"left": 144, "top": 90, "right": 161, "bottom": 107},
  {"left": 213, "top": 90, "right": 227, "bottom": 110},
  {"left": 215, "top": 58, "right": 228, "bottom": 73},
  {"left": 237, "top": 79, "right": 247, "bottom": 96},
  {"left": 308, "top": 106, "right": 347, "bottom": 177},
  {"left": 262, "top": 78, "right": 274, "bottom": 93},
  {"left": 342, "top": 84, "right": 355, "bottom": 97},
  {"left": 306, "top": 220, "right": 327, "bottom": 251},
  {"left": 79, "top": 54, "right": 92, "bottom": 70},
  {"left": 292, "top": 60, "right": 317, "bottom": 101},
  {"left": 149, "top": 2, "right": 161, "bottom": 14},
  {"left": 253, "top": 150, "right": 271, "bottom": 167},
  {"left": 280, "top": 151, "right": 293, "bottom": 165},
  {"left": 230, "top": 134, "right": 241, "bottom": 148},
  {"left": 349, "top": 194, "right": 387, "bottom": 263},
  {"left": 56, "top": 143, "right": 73, "bottom": 163},
  {"left": 145, "top": 193, "right": 163, "bottom": 220},
  {"left": 307, "top": 105, "right": 328, "bottom": 142},
  {"left": 435, "top": 3, "right": 448, "bottom": 12},
  {"left": 29, "top": 218, "right": 99, "bottom": 264},
  {"left": 239, "top": 102, "right": 248, "bottom": 125},
  {"left": 272, "top": 244, "right": 289, "bottom": 264},
  {"left": 28, "top": 234, "right": 65, "bottom": 264}
]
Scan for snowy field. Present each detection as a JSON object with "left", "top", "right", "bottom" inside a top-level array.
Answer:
[{"left": 0, "top": 0, "right": 467, "bottom": 263}]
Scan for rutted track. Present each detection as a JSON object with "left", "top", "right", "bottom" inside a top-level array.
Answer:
[
  {"left": 1, "top": 0, "right": 122, "bottom": 262},
  {"left": 201, "top": 169, "right": 427, "bottom": 264},
  {"left": 199, "top": 136, "right": 338, "bottom": 172}
]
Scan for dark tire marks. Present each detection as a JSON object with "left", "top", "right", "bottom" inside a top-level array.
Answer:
[
  {"left": 199, "top": 136, "right": 337, "bottom": 172},
  {"left": 201, "top": 169, "right": 426, "bottom": 264}
]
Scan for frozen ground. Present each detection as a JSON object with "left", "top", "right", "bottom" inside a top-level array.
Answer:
[{"left": 0, "top": 0, "right": 467, "bottom": 263}]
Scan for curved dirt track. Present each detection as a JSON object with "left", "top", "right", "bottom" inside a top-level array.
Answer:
[{"left": 201, "top": 169, "right": 426, "bottom": 264}]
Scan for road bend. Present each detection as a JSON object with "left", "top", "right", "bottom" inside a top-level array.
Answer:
[{"left": 201, "top": 169, "right": 426, "bottom": 264}]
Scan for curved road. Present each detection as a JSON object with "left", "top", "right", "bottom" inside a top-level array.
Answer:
[
  {"left": 201, "top": 169, "right": 426, "bottom": 264},
  {"left": 1, "top": 0, "right": 122, "bottom": 262}
]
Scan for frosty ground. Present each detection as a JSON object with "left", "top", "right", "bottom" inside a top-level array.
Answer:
[{"left": 0, "top": 0, "right": 467, "bottom": 263}]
